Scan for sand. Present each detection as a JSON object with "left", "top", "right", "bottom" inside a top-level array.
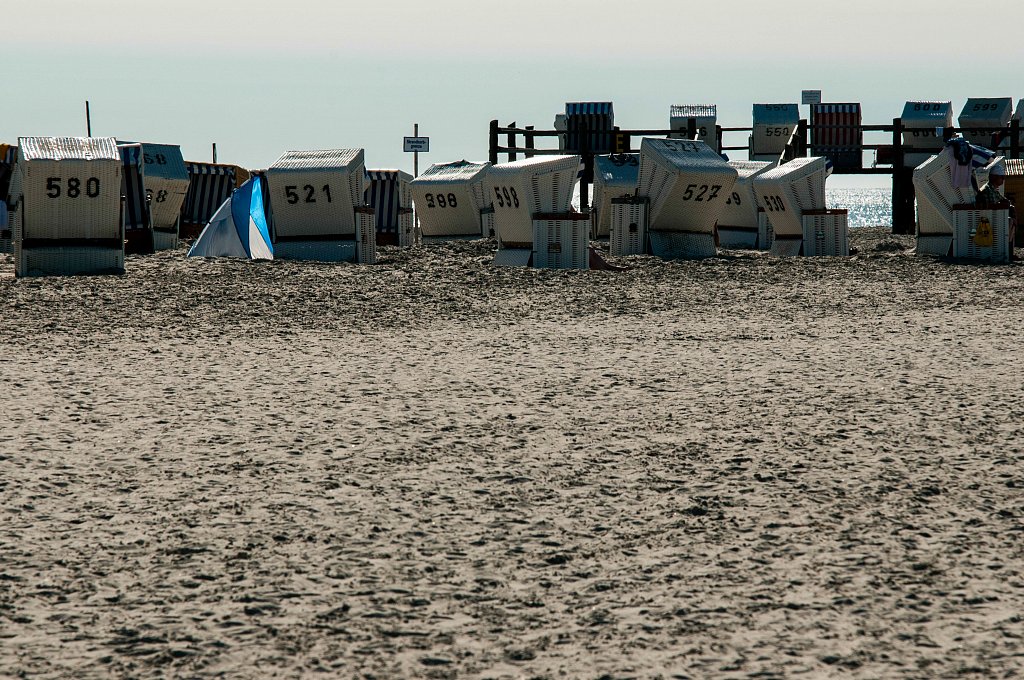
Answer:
[{"left": 2, "top": 230, "right": 1023, "bottom": 679}]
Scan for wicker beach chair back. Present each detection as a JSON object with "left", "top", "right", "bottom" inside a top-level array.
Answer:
[
  {"left": 486, "top": 155, "right": 580, "bottom": 246},
  {"left": 717, "top": 160, "right": 776, "bottom": 248},
  {"left": 752, "top": 156, "right": 831, "bottom": 238}
]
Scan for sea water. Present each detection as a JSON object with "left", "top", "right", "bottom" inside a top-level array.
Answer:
[
  {"left": 828, "top": 188, "right": 892, "bottom": 228},
  {"left": 576, "top": 186, "right": 895, "bottom": 229}
]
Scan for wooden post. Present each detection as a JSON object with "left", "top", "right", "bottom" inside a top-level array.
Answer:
[
  {"left": 715, "top": 124, "right": 723, "bottom": 154},
  {"left": 489, "top": 119, "right": 499, "bottom": 165},
  {"left": 580, "top": 119, "right": 590, "bottom": 214},
  {"left": 798, "top": 119, "right": 808, "bottom": 156},
  {"left": 212, "top": 143, "right": 217, "bottom": 164},
  {"left": 687, "top": 117, "right": 697, "bottom": 141},
  {"left": 890, "top": 117, "right": 915, "bottom": 235},
  {"left": 1012, "top": 118, "right": 1020, "bottom": 160},
  {"left": 411, "top": 122, "right": 419, "bottom": 178},
  {"left": 525, "top": 125, "right": 535, "bottom": 159},
  {"left": 85, "top": 101, "right": 92, "bottom": 137},
  {"left": 507, "top": 122, "right": 517, "bottom": 163}
]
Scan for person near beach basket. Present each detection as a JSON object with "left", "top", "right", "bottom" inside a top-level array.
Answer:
[{"left": 976, "top": 164, "right": 1017, "bottom": 259}]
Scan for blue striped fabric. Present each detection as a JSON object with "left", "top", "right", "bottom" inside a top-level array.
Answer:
[
  {"left": 565, "top": 102, "right": 615, "bottom": 155},
  {"left": 183, "top": 162, "right": 236, "bottom": 225},
  {"left": 119, "top": 144, "right": 150, "bottom": 232},
  {"left": 365, "top": 170, "right": 402, "bottom": 233}
]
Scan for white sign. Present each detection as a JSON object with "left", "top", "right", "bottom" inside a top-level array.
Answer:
[
  {"left": 801, "top": 90, "right": 822, "bottom": 105},
  {"left": 404, "top": 136, "right": 429, "bottom": 153}
]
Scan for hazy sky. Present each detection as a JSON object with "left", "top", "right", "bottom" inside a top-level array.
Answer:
[{"left": 4, "top": 0, "right": 1023, "bottom": 187}]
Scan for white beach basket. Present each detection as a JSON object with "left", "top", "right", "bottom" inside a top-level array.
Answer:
[
  {"left": 913, "top": 150, "right": 1002, "bottom": 236},
  {"left": 592, "top": 154, "right": 639, "bottom": 238},
  {"left": 267, "top": 148, "right": 369, "bottom": 262},
  {"left": 749, "top": 104, "right": 799, "bottom": 161},
  {"left": 411, "top": 160, "right": 491, "bottom": 239},
  {"left": 669, "top": 104, "right": 719, "bottom": 150},
  {"left": 958, "top": 98, "right": 1012, "bottom": 150},
  {"left": 638, "top": 138, "right": 736, "bottom": 258},
  {"left": 14, "top": 137, "right": 124, "bottom": 276},
  {"left": 487, "top": 154, "right": 580, "bottom": 247},
  {"left": 717, "top": 160, "right": 776, "bottom": 249},
  {"left": 900, "top": 101, "right": 953, "bottom": 167},
  {"left": 752, "top": 157, "right": 830, "bottom": 240}
]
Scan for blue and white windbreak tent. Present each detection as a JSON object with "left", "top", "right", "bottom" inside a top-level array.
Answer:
[{"left": 188, "top": 176, "right": 273, "bottom": 259}]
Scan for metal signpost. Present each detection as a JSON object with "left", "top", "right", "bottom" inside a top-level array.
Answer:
[{"left": 404, "top": 124, "right": 429, "bottom": 178}]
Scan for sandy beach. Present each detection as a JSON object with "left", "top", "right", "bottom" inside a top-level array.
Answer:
[{"left": 2, "top": 229, "right": 1024, "bottom": 678}]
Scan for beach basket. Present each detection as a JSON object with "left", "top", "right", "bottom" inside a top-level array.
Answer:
[
  {"left": 609, "top": 197, "right": 648, "bottom": 256},
  {"left": 411, "top": 160, "right": 491, "bottom": 239},
  {"left": 717, "top": 160, "right": 775, "bottom": 249},
  {"left": 1002, "top": 158, "right": 1024, "bottom": 246},
  {"left": 810, "top": 103, "right": 863, "bottom": 171},
  {"left": 1, "top": 144, "right": 15, "bottom": 252},
  {"left": 180, "top": 162, "right": 239, "bottom": 238},
  {"left": 118, "top": 143, "right": 153, "bottom": 254},
  {"left": 913, "top": 148, "right": 1001, "bottom": 236},
  {"left": 13, "top": 136, "right": 124, "bottom": 276},
  {"left": 480, "top": 207, "right": 495, "bottom": 238},
  {"left": 953, "top": 207, "right": 1009, "bottom": 262},
  {"left": 564, "top": 102, "right": 614, "bottom": 155},
  {"left": 752, "top": 156, "right": 830, "bottom": 237},
  {"left": 365, "top": 169, "right": 414, "bottom": 247},
  {"left": 487, "top": 154, "right": 580, "bottom": 247},
  {"left": 900, "top": 101, "right": 953, "bottom": 168},
  {"left": 638, "top": 138, "right": 736, "bottom": 258},
  {"left": 800, "top": 209, "right": 849, "bottom": 257},
  {"left": 592, "top": 154, "right": 639, "bottom": 238},
  {"left": 749, "top": 104, "right": 799, "bottom": 161},
  {"left": 266, "top": 148, "right": 369, "bottom": 262},
  {"left": 137, "top": 143, "right": 189, "bottom": 250},
  {"left": 958, "top": 98, "right": 1012, "bottom": 150},
  {"left": 532, "top": 212, "right": 589, "bottom": 269},
  {"left": 670, "top": 104, "right": 719, "bottom": 151}
]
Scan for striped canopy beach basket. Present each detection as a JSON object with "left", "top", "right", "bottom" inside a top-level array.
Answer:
[
  {"left": 810, "top": 103, "right": 862, "bottom": 171},
  {"left": 564, "top": 102, "right": 615, "bottom": 156},
  {"left": 118, "top": 143, "right": 153, "bottom": 254},
  {"left": 181, "top": 162, "right": 240, "bottom": 238},
  {"left": 365, "top": 169, "right": 414, "bottom": 247}
]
